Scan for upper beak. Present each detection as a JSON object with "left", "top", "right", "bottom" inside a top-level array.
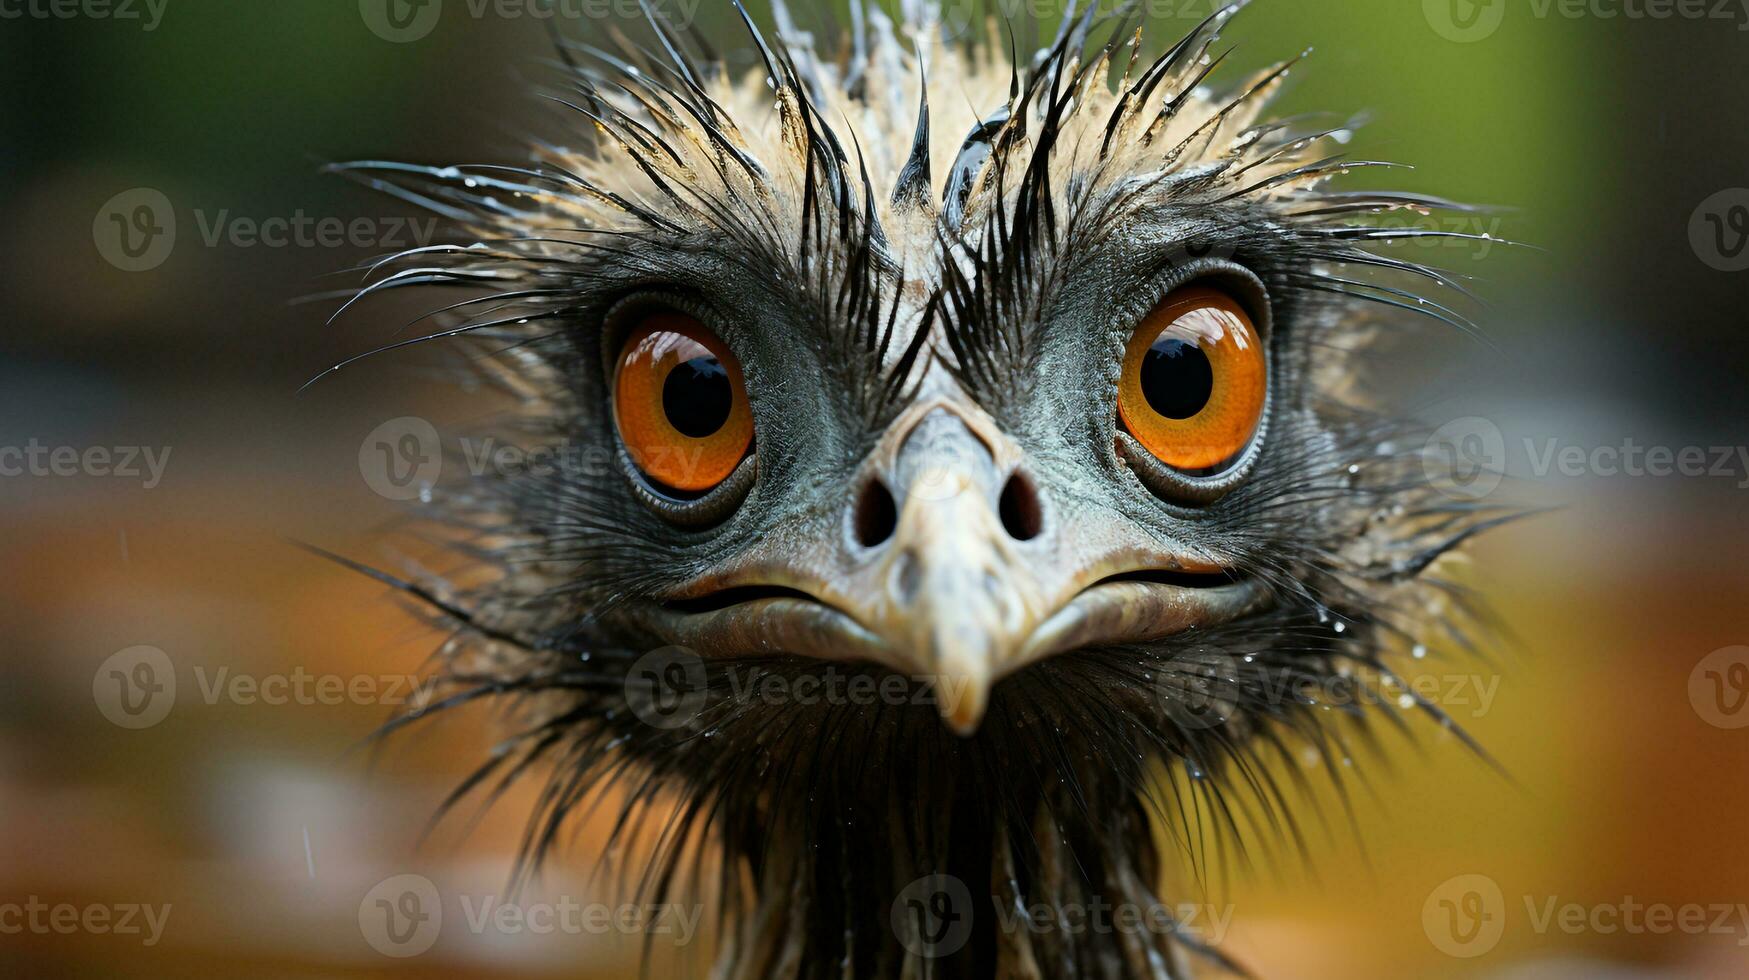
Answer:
[
  {"left": 635, "top": 398, "right": 1269, "bottom": 735},
  {"left": 857, "top": 406, "right": 1044, "bottom": 733}
]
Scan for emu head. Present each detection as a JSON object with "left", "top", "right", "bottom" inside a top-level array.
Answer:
[{"left": 327, "top": 3, "right": 1508, "bottom": 977}]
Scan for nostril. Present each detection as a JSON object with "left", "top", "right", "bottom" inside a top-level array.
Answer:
[
  {"left": 854, "top": 477, "right": 898, "bottom": 548},
  {"left": 998, "top": 470, "right": 1043, "bottom": 541}
]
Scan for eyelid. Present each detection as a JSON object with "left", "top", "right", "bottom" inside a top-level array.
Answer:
[
  {"left": 598, "top": 290, "right": 734, "bottom": 390},
  {"left": 1127, "top": 257, "right": 1274, "bottom": 345}
]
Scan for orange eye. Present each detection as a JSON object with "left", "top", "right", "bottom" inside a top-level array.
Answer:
[
  {"left": 1117, "top": 285, "right": 1266, "bottom": 473},
  {"left": 613, "top": 310, "right": 753, "bottom": 494}
]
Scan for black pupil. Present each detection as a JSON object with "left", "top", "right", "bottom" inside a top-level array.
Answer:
[
  {"left": 1140, "top": 336, "right": 1213, "bottom": 420},
  {"left": 662, "top": 356, "right": 732, "bottom": 438}
]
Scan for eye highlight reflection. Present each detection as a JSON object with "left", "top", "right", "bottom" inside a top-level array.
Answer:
[
  {"left": 613, "top": 310, "right": 753, "bottom": 494},
  {"left": 1117, "top": 285, "right": 1266, "bottom": 474}
]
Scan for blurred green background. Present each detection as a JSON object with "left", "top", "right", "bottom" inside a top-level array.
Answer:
[{"left": 2, "top": 0, "right": 1747, "bottom": 977}]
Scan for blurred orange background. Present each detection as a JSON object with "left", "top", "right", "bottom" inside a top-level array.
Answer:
[{"left": 3, "top": 1, "right": 1747, "bottom": 977}]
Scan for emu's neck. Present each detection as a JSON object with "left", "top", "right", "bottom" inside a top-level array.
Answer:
[{"left": 712, "top": 756, "right": 1193, "bottom": 980}]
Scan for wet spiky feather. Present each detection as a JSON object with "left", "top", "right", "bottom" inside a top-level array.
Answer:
[{"left": 318, "top": 3, "right": 1518, "bottom": 978}]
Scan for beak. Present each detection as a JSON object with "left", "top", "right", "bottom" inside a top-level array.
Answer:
[
  {"left": 634, "top": 399, "right": 1269, "bottom": 736},
  {"left": 854, "top": 406, "right": 1043, "bottom": 733}
]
